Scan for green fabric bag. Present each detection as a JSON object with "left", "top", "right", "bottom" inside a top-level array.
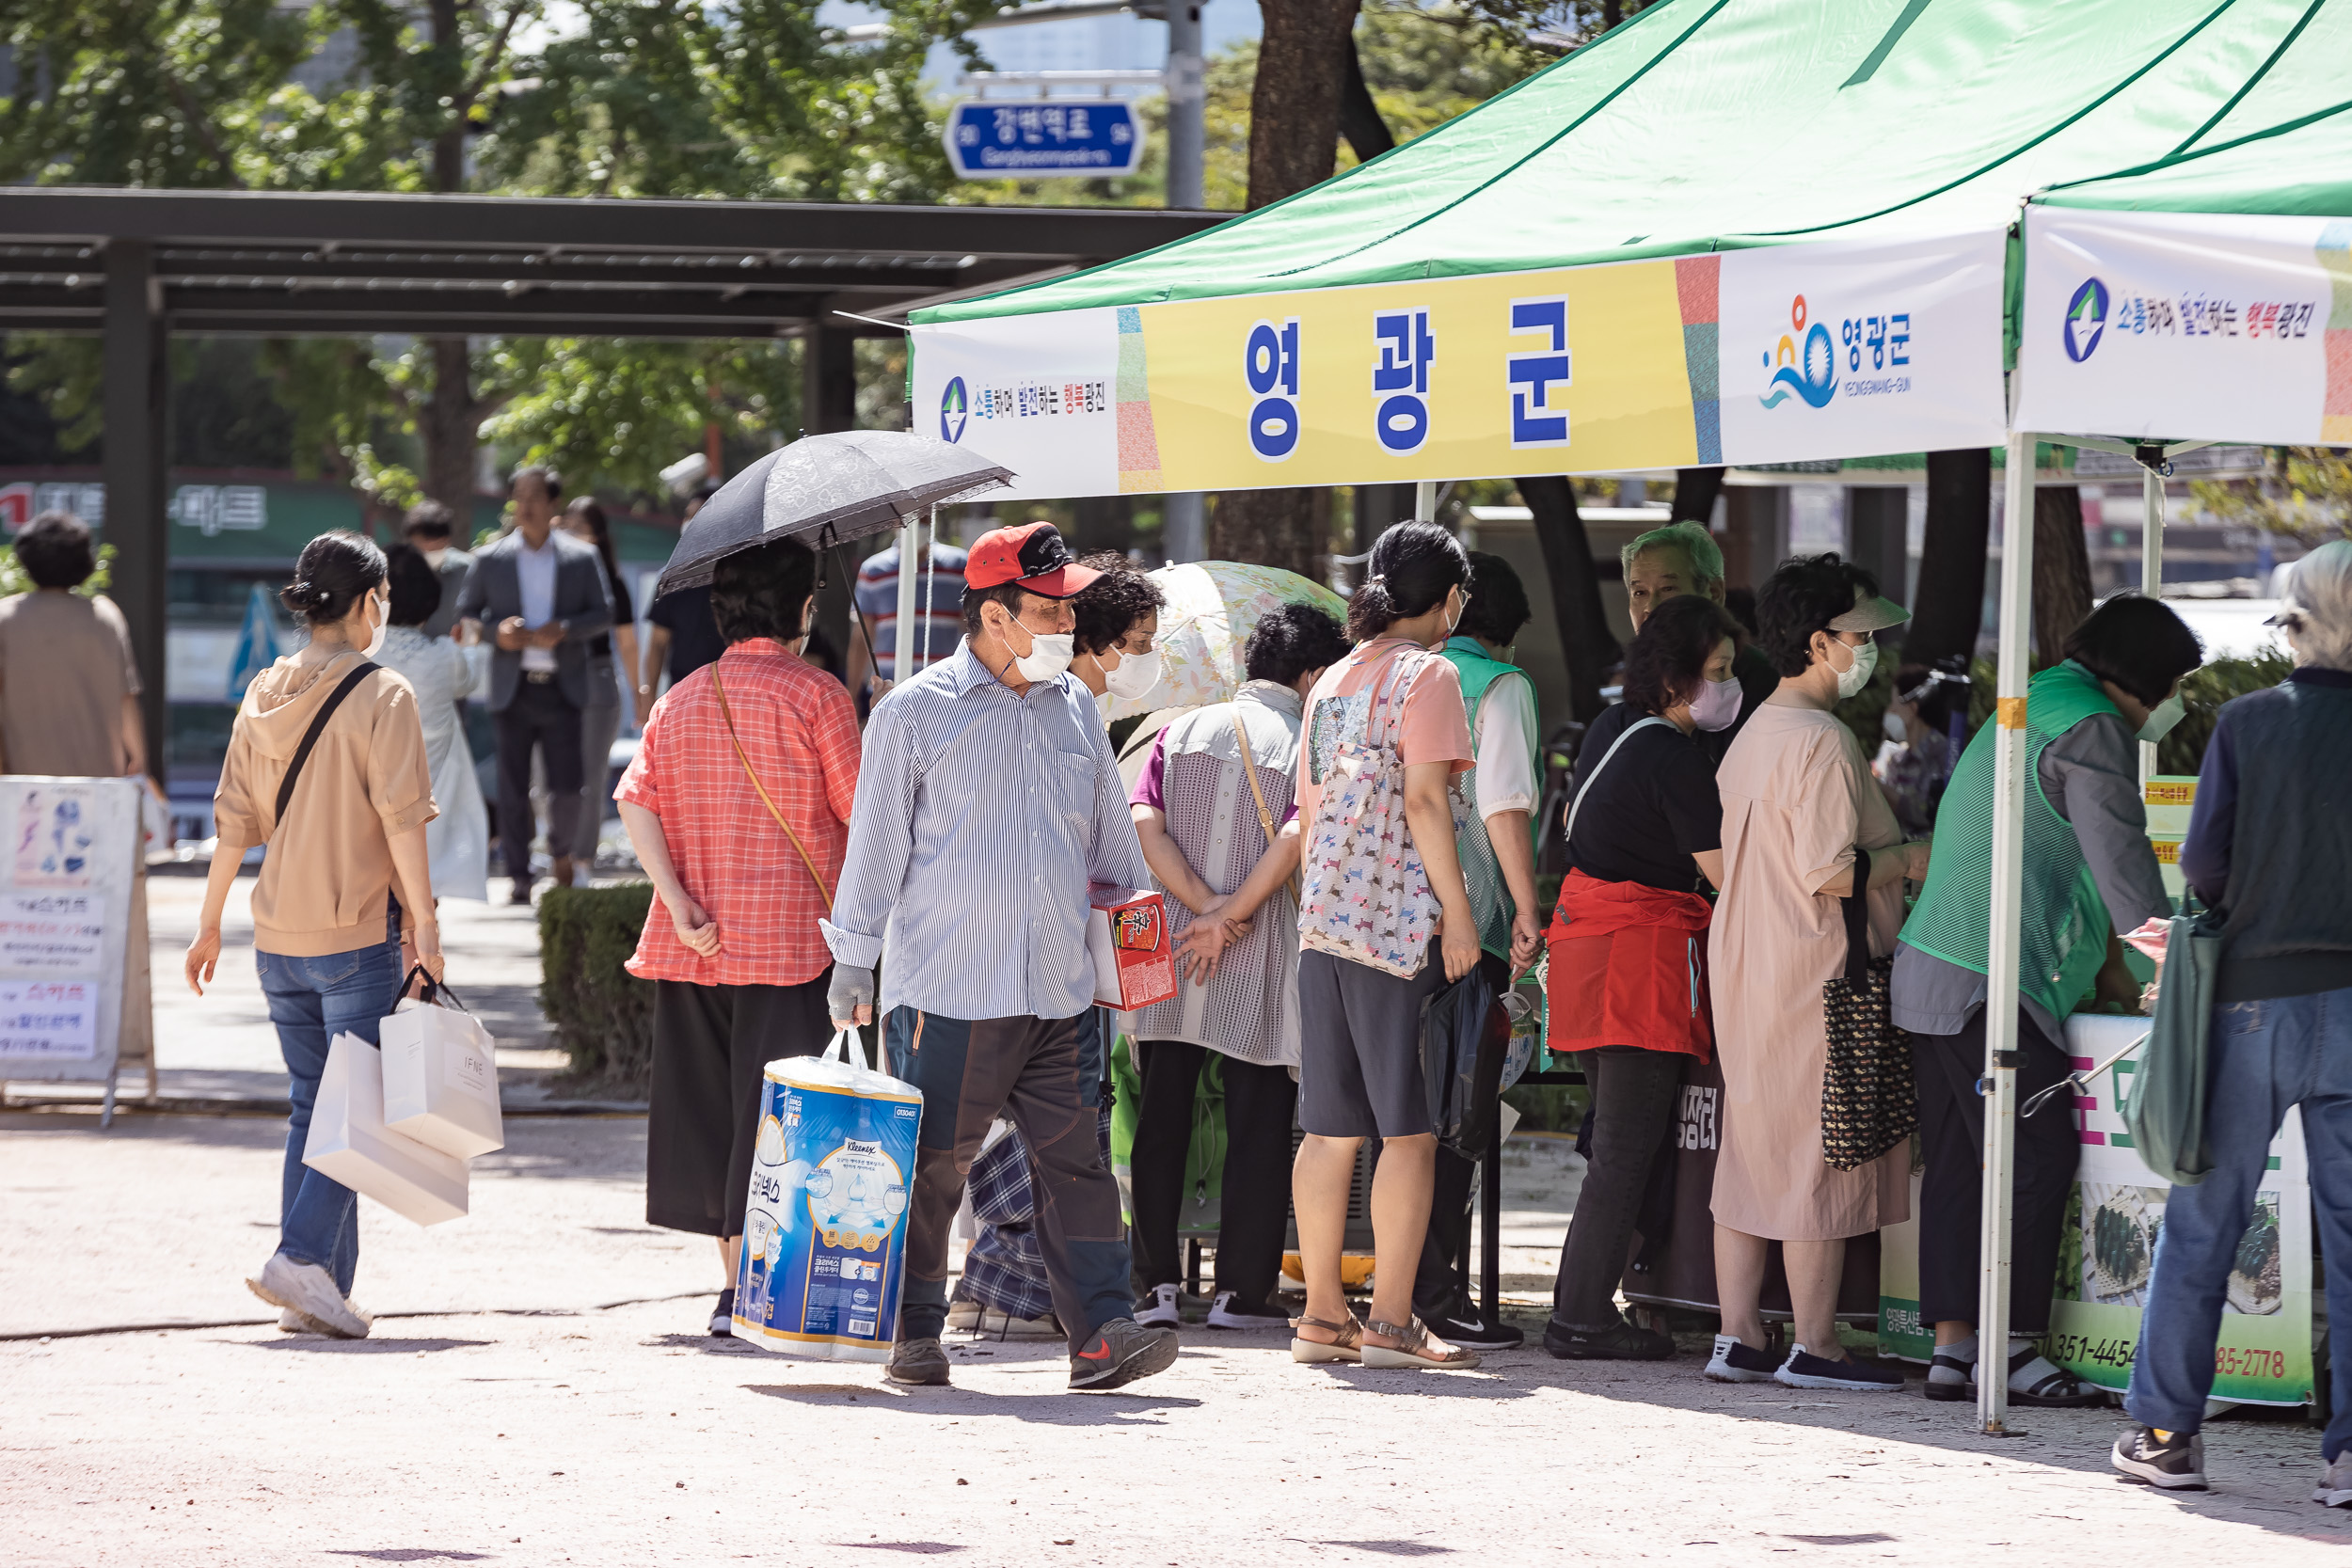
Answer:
[
  {"left": 1106, "top": 1033, "right": 1227, "bottom": 1225},
  {"left": 2125, "top": 902, "right": 2221, "bottom": 1186}
]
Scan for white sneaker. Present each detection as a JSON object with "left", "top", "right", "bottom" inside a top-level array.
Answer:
[
  {"left": 2316, "top": 1455, "right": 2352, "bottom": 1508},
  {"left": 1206, "top": 1291, "right": 1291, "bottom": 1330},
  {"left": 1704, "top": 1332, "right": 1778, "bottom": 1383},
  {"left": 277, "top": 1308, "right": 307, "bottom": 1334},
  {"left": 246, "top": 1253, "right": 370, "bottom": 1338},
  {"left": 1135, "top": 1282, "right": 1181, "bottom": 1329}
]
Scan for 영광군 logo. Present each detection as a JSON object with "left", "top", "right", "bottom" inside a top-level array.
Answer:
[
  {"left": 1759, "top": 294, "right": 1837, "bottom": 410},
  {"left": 940, "top": 376, "right": 969, "bottom": 443},
  {"left": 2064, "top": 278, "right": 2109, "bottom": 362}
]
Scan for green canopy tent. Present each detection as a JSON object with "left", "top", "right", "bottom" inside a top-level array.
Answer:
[{"left": 906, "top": 0, "right": 2352, "bottom": 1432}]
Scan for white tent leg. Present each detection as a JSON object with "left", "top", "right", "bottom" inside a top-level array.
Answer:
[
  {"left": 893, "top": 514, "right": 921, "bottom": 690},
  {"left": 2139, "top": 466, "right": 2165, "bottom": 787},
  {"left": 1979, "top": 429, "right": 2037, "bottom": 1433},
  {"left": 1415, "top": 480, "right": 1438, "bottom": 519}
]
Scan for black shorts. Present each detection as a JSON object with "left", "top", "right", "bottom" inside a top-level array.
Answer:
[
  {"left": 644, "top": 974, "right": 831, "bottom": 1238},
  {"left": 1295, "top": 941, "right": 1445, "bottom": 1140}
]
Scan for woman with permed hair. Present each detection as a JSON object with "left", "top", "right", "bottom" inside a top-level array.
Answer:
[{"left": 1068, "top": 550, "right": 1166, "bottom": 714}]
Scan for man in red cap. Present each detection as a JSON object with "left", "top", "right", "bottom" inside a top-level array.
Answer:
[{"left": 821, "top": 521, "right": 1176, "bottom": 1392}]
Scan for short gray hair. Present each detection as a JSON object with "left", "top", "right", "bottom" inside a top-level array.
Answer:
[
  {"left": 1621, "top": 521, "right": 1724, "bottom": 590},
  {"left": 2280, "top": 539, "right": 2352, "bottom": 671}
]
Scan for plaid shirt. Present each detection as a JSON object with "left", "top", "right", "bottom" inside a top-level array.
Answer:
[{"left": 617, "top": 638, "right": 859, "bottom": 987}]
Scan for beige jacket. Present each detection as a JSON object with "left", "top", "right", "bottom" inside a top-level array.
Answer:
[{"left": 215, "top": 651, "right": 437, "bottom": 958}]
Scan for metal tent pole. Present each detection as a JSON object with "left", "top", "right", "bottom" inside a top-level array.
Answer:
[
  {"left": 1415, "top": 480, "right": 1438, "bottom": 519},
  {"left": 1979, "top": 427, "right": 2038, "bottom": 1434},
  {"left": 2139, "top": 465, "right": 2166, "bottom": 786},
  {"left": 894, "top": 513, "right": 922, "bottom": 691}
]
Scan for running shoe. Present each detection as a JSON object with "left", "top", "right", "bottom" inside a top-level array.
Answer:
[
  {"left": 1205, "top": 1291, "right": 1292, "bottom": 1331},
  {"left": 2312, "top": 1455, "right": 2352, "bottom": 1508},
  {"left": 1134, "top": 1282, "right": 1182, "bottom": 1328},
  {"left": 1070, "top": 1318, "right": 1179, "bottom": 1391},
  {"left": 1420, "top": 1297, "right": 1525, "bottom": 1350},
  {"left": 885, "top": 1336, "right": 953, "bottom": 1387},
  {"left": 1703, "top": 1333, "right": 1778, "bottom": 1384},
  {"left": 2112, "top": 1424, "right": 2206, "bottom": 1491},
  {"left": 1774, "top": 1344, "right": 1904, "bottom": 1391},
  {"left": 709, "top": 1288, "right": 737, "bottom": 1338}
]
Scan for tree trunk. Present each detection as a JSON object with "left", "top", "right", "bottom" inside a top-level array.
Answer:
[
  {"left": 1210, "top": 487, "right": 1323, "bottom": 578},
  {"left": 1669, "top": 466, "right": 1724, "bottom": 525},
  {"left": 1247, "top": 0, "right": 1359, "bottom": 211},
  {"left": 421, "top": 337, "right": 486, "bottom": 519},
  {"left": 430, "top": 0, "right": 466, "bottom": 193},
  {"left": 2032, "top": 484, "right": 2094, "bottom": 661},
  {"left": 1337, "top": 35, "right": 1392, "bottom": 164},
  {"left": 1905, "top": 449, "right": 1992, "bottom": 670},
  {"left": 1521, "top": 475, "right": 1619, "bottom": 723}
]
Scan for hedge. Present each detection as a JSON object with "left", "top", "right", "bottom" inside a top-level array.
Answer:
[{"left": 537, "top": 882, "right": 658, "bottom": 1092}]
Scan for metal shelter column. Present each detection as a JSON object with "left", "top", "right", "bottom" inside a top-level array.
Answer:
[
  {"left": 803, "top": 322, "right": 862, "bottom": 673},
  {"left": 1979, "top": 428, "right": 2038, "bottom": 1433},
  {"left": 2140, "top": 464, "right": 2166, "bottom": 785},
  {"left": 103, "top": 240, "right": 168, "bottom": 783}
]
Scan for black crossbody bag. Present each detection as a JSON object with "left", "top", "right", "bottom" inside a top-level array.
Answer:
[{"left": 270, "top": 660, "right": 382, "bottom": 830}]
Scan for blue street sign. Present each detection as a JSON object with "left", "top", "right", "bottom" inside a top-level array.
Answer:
[{"left": 943, "top": 99, "right": 1143, "bottom": 179}]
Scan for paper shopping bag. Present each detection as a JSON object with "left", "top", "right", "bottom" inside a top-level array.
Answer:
[
  {"left": 380, "top": 973, "right": 504, "bottom": 1160},
  {"left": 303, "top": 1031, "right": 469, "bottom": 1227}
]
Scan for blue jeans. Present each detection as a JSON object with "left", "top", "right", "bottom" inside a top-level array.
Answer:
[
  {"left": 2125, "top": 985, "right": 2352, "bottom": 1460},
  {"left": 257, "top": 939, "right": 405, "bottom": 1296}
]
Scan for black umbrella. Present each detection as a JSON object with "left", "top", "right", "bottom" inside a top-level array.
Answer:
[{"left": 652, "top": 429, "right": 1013, "bottom": 599}]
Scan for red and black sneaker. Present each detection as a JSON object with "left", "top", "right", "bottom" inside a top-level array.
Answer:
[{"left": 1069, "top": 1317, "right": 1179, "bottom": 1391}]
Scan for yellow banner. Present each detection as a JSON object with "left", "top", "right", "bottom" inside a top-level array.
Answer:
[{"left": 1132, "top": 260, "right": 1701, "bottom": 492}]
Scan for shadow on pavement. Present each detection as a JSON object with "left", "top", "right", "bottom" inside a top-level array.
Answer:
[
  {"left": 249, "top": 1337, "right": 493, "bottom": 1354},
  {"left": 834, "top": 1544, "right": 967, "bottom": 1556},
  {"left": 325, "top": 1551, "right": 493, "bottom": 1562},
  {"left": 747, "top": 1383, "right": 1206, "bottom": 1424}
]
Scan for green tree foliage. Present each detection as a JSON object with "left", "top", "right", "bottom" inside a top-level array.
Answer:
[{"left": 2193, "top": 448, "right": 2352, "bottom": 546}]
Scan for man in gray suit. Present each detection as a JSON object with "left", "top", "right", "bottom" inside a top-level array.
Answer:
[
  {"left": 454, "top": 466, "right": 614, "bottom": 902},
  {"left": 402, "top": 499, "right": 476, "bottom": 641}
]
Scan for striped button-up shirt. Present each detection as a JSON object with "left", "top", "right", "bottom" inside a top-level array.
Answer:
[{"left": 820, "top": 641, "right": 1150, "bottom": 1022}]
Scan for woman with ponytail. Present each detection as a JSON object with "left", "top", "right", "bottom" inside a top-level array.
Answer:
[
  {"left": 184, "top": 530, "right": 439, "bottom": 1340},
  {"left": 1288, "top": 520, "right": 1484, "bottom": 1371}
]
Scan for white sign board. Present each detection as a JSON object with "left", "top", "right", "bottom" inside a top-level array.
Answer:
[
  {"left": 2014, "top": 207, "right": 2352, "bottom": 445},
  {"left": 0, "top": 777, "right": 137, "bottom": 1081}
]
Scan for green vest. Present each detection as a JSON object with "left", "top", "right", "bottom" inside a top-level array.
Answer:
[
  {"left": 1442, "top": 636, "right": 1541, "bottom": 958},
  {"left": 1899, "top": 659, "right": 2122, "bottom": 1021}
]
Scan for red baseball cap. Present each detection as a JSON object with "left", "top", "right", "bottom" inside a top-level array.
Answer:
[{"left": 962, "top": 522, "right": 1100, "bottom": 599}]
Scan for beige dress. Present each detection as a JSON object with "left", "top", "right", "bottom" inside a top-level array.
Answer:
[{"left": 1708, "top": 701, "right": 1910, "bottom": 1241}]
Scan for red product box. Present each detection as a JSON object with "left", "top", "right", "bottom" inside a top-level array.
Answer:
[{"left": 1087, "top": 886, "right": 1178, "bottom": 1012}]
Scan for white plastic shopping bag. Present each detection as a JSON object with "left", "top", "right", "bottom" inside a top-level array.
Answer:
[
  {"left": 380, "top": 974, "right": 503, "bottom": 1160},
  {"left": 303, "top": 1031, "right": 469, "bottom": 1227},
  {"left": 733, "top": 1028, "right": 923, "bottom": 1362}
]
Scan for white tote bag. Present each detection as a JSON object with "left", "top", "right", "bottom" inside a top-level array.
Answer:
[
  {"left": 303, "top": 1032, "right": 469, "bottom": 1227},
  {"left": 380, "top": 973, "right": 503, "bottom": 1160}
]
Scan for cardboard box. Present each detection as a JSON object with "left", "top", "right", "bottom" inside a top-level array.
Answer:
[
  {"left": 1088, "top": 886, "right": 1178, "bottom": 1012},
  {"left": 303, "top": 1033, "right": 469, "bottom": 1227}
]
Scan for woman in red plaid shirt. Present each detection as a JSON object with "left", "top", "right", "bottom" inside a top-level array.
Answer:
[{"left": 615, "top": 535, "right": 861, "bottom": 1338}]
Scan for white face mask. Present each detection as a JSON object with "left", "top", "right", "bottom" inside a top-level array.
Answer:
[
  {"left": 2137, "top": 691, "right": 2187, "bottom": 744},
  {"left": 421, "top": 547, "right": 449, "bottom": 569},
  {"left": 1830, "top": 635, "right": 1878, "bottom": 700},
  {"left": 361, "top": 591, "right": 390, "bottom": 659},
  {"left": 1001, "top": 610, "right": 1073, "bottom": 683},
  {"left": 1883, "top": 709, "right": 1908, "bottom": 743},
  {"left": 1690, "top": 675, "right": 1742, "bottom": 732},
  {"left": 1102, "top": 646, "right": 1161, "bottom": 702}
]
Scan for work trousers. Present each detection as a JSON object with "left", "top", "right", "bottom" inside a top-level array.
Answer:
[
  {"left": 1129, "top": 1039, "right": 1298, "bottom": 1310},
  {"left": 1412, "top": 1147, "right": 1479, "bottom": 1316},
  {"left": 571, "top": 656, "right": 623, "bottom": 863},
  {"left": 493, "top": 677, "right": 583, "bottom": 880},
  {"left": 1914, "top": 1007, "right": 2077, "bottom": 1333},
  {"left": 886, "top": 1006, "right": 1132, "bottom": 1354},
  {"left": 1551, "top": 1045, "right": 1688, "bottom": 1328},
  {"left": 644, "top": 975, "right": 831, "bottom": 1239},
  {"left": 2128, "top": 986, "right": 2352, "bottom": 1460}
]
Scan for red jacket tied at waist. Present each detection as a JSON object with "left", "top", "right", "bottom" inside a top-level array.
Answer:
[{"left": 1544, "top": 868, "right": 1714, "bottom": 1061}]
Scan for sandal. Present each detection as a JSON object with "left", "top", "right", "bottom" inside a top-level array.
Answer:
[
  {"left": 1290, "top": 1311, "right": 1364, "bottom": 1364},
  {"left": 1924, "top": 1344, "right": 2103, "bottom": 1407},
  {"left": 1361, "top": 1314, "right": 1481, "bottom": 1370}
]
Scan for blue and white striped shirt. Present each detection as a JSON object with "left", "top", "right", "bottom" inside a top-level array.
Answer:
[{"left": 819, "top": 641, "right": 1151, "bottom": 1022}]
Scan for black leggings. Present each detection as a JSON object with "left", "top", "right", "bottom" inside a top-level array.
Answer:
[
  {"left": 1129, "top": 1039, "right": 1299, "bottom": 1308},
  {"left": 1551, "top": 1045, "right": 1687, "bottom": 1329}
]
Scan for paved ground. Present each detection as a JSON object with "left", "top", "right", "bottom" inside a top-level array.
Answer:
[{"left": 7, "top": 1111, "right": 2347, "bottom": 1567}]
